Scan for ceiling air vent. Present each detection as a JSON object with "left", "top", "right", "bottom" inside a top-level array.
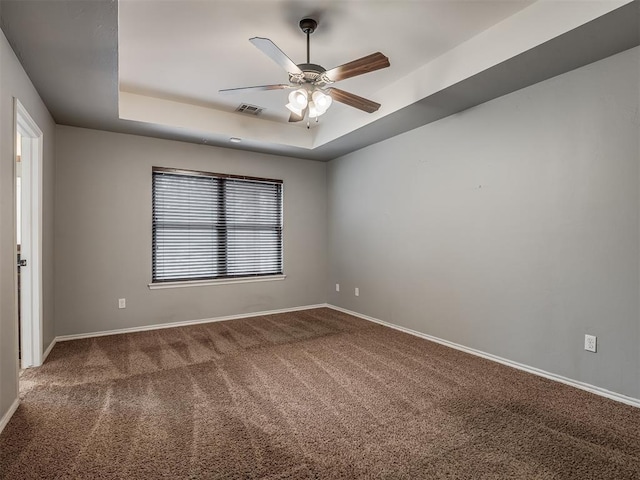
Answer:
[{"left": 236, "top": 103, "right": 264, "bottom": 116}]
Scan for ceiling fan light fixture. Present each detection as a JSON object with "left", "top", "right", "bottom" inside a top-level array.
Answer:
[
  {"left": 285, "top": 102, "right": 304, "bottom": 116},
  {"left": 312, "top": 90, "right": 332, "bottom": 112},
  {"left": 308, "top": 100, "right": 327, "bottom": 119},
  {"left": 288, "top": 88, "right": 308, "bottom": 109},
  {"left": 308, "top": 101, "right": 318, "bottom": 118}
]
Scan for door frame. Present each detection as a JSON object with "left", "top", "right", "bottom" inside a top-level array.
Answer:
[{"left": 15, "top": 98, "right": 43, "bottom": 369}]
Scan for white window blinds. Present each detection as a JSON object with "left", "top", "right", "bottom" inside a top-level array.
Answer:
[{"left": 152, "top": 168, "right": 283, "bottom": 283}]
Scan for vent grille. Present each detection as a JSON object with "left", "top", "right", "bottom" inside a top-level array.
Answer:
[{"left": 236, "top": 104, "right": 264, "bottom": 116}]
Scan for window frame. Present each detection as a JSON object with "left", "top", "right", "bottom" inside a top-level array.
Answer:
[{"left": 150, "top": 166, "right": 285, "bottom": 288}]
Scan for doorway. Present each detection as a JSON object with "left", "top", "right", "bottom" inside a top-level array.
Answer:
[{"left": 15, "top": 99, "right": 43, "bottom": 369}]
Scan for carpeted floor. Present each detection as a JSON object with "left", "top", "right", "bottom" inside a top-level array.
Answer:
[{"left": 1, "top": 308, "right": 639, "bottom": 479}]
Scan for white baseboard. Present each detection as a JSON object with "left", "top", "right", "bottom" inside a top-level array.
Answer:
[
  {"left": 56, "top": 304, "right": 329, "bottom": 342},
  {"left": 50, "top": 302, "right": 639, "bottom": 409},
  {"left": 0, "top": 398, "right": 20, "bottom": 435},
  {"left": 41, "top": 337, "right": 57, "bottom": 363},
  {"left": 328, "top": 304, "right": 640, "bottom": 409}
]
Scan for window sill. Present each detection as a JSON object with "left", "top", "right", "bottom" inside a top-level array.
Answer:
[{"left": 148, "top": 274, "right": 286, "bottom": 290}]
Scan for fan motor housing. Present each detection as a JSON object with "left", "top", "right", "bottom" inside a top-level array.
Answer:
[{"left": 290, "top": 63, "right": 329, "bottom": 85}]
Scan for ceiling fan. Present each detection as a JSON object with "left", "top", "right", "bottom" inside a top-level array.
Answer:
[{"left": 219, "top": 18, "right": 390, "bottom": 124}]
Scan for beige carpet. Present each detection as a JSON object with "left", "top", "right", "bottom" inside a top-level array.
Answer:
[{"left": 1, "top": 307, "right": 639, "bottom": 479}]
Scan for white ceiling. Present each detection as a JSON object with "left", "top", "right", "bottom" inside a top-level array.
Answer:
[
  {"left": 1, "top": 0, "right": 638, "bottom": 160},
  {"left": 118, "top": 1, "right": 533, "bottom": 123}
]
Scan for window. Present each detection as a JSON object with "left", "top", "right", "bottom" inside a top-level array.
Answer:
[{"left": 152, "top": 167, "right": 283, "bottom": 283}]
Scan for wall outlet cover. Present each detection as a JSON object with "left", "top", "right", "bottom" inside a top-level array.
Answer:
[{"left": 584, "top": 334, "right": 597, "bottom": 353}]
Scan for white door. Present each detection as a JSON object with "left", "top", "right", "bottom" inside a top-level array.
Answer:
[{"left": 15, "top": 99, "right": 43, "bottom": 369}]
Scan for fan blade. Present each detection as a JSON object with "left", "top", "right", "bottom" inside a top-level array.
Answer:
[
  {"left": 326, "top": 87, "right": 381, "bottom": 113},
  {"left": 324, "top": 52, "right": 390, "bottom": 82},
  {"left": 250, "top": 37, "right": 303, "bottom": 75},
  {"left": 219, "top": 84, "right": 292, "bottom": 95},
  {"left": 288, "top": 107, "right": 307, "bottom": 123}
]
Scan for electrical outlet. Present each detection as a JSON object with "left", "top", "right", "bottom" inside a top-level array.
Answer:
[
  {"left": 336, "top": 283, "right": 340, "bottom": 292},
  {"left": 355, "top": 287, "right": 359, "bottom": 297},
  {"left": 584, "top": 334, "right": 597, "bottom": 353},
  {"left": 118, "top": 298, "right": 126, "bottom": 309}
]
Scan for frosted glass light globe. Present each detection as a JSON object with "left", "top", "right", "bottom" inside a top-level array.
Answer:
[{"left": 288, "top": 89, "right": 308, "bottom": 109}]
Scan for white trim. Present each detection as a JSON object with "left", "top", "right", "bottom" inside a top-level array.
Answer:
[
  {"left": 327, "top": 305, "right": 640, "bottom": 409},
  {"left": 0, "top": 399, "right": 20, "bottom": 435},
  {"left": 15, "top": 99, "right": 44, "bottom": 369},
  {"left": 56, "top": 304, "right": 327, "bottom": 341},
  {"left": 50, "top": 301, "right": 639, "bottom": 408},
  {"left": 148, "top": 274, "right": 286, "bottom": 290},
  {"left": 41, "top": 338, "right": 57, "bottom": 363}
]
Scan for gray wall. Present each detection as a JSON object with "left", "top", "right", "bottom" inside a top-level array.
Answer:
[
  {"left": 0, "top": 30, "right": 55, "bottom": 420},
  {"left": 327, "top": 47, "right": 640, "bottom": 400},
  {"left": 54, "top": 126, "right": 327, "bottom": 336}
]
